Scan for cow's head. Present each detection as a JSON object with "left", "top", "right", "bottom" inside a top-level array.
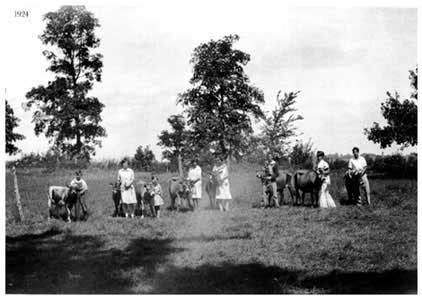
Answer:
[
  {"left": 110, "top": 182, "right": 121, "bottom": 197},
  {"left": 182, "top": 179, "right": 194, "bottom": 194},
  {"left": 256, "top": 169, "right": 270, "bottom": 184}
]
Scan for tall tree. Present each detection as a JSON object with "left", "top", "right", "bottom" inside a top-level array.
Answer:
[
  {"left": 25, "top": 6, "right": 106, "bottom": 160},
  {"left": 133, "top": 145, "right": 156, "bottom": 171},
  {"left": 260, "top": 90, "right": 303, "bottom": 158},
  {"left": 6, "top": 100, "right": 25, "bottom": 155},
  {"left": 364, "top": 68, "right": 417, "bottom": 149},
  {"left": 177, "top": 35, "right": 265, "bottom": 163},
  {"left": 157, "top": 114, "right": 191, "bottom": 176}
]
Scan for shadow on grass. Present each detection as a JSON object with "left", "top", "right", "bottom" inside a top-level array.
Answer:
[
  {"left": 6, "top": 230, "right": 416, "bottom": 294},
  {"left": 153, "top": 263, "right": 417, "bottom": 294},
  {"left": 6, "top": 229, "right": 184, "bottom": 294}
]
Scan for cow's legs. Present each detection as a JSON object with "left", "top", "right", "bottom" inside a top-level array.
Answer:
[
  {"left": 262, "top": 184, "right": 269, "bottom": 207},
  {"left": 48, "top": 193, "right": 52, "bottom": 221},
  {"left": 301, "top": 192, "right": 306, "bottom": 206},
  {"left": 65, "top": 205, "right": 71, "bottom": 223},
  {"left": 287, "top": 186, "right": 295, "bottom": 205}
]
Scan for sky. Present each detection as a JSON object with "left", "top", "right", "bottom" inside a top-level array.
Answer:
[{"left": 2, "top": 2, "right": 418, "bottom": 160}]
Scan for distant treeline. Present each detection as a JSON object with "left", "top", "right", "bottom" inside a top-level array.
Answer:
[{"left": 6, "top": 151, "right": 417, "bottom": 179}]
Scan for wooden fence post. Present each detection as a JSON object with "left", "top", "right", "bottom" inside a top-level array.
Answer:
[{"left": 11, "top": 166, "right": 24, "bottom": 222}]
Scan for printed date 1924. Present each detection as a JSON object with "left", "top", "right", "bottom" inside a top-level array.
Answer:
[{"left": 15, "top": 11, "right": 29, "bottom": 17}]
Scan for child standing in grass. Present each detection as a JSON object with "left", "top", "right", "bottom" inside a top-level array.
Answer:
[{"left": 151, "top": 176, "right": 164, "bottom": 218}]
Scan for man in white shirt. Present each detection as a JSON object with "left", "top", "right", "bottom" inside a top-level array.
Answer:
[
  {"left": 348, "top": 147, "right": 371, "bottom": 205},
  {"left": 187, "top": 159, "right": 202, "bottom": 210}
]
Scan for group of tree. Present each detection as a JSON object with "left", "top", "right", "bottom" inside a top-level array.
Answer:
[{"left": 6, "top": 6, "right": 417, "bottom": 172}]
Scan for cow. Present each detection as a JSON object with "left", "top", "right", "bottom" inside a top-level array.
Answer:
[
  {"left": 205, "top": 170, "right": 219, "bottom": 209},
  {"left": 292, "top": 169, "right": 322, "bottom": 207},
  {"left": 110, "top": 180, "right": 146, "bottom": 217},
  {"left": 344, "top": 170, "right": 362, "bottom": 205},
  {"left": 168, "top": 177, "right": 194, "bottom": 211},
  {"left": 256, "top": 169, "right": 295, "bottom": 207},
  {"left": 48, "top": 185, "right": 78, "bottom": 222},
  {"left": 110, "top": 182, "right": 122, "bottom": 217}
]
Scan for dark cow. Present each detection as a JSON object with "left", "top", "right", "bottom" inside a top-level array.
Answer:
[
  {"left": 168, "top": 177, "right": 194, "bottom": 211},
  {"left": 292, "top": 169, "right": 322, "bottom": 207},
  {"left": 205, "top": 171, "right": 219, "bottom": 209},
  {"left": 110, "top": 180, "right": 146, "bottom": 217},
  {"left": 256, "top": 170, "right": 295, "bottom": 207},
  {"left": 48, "top": 185, "right": 78, "bottom": 222},
  {"left": 344, "top": 170, "right": 361, "bottom": 205},
  {"left": 110, "top": 182, "right": 122, "bottom": 217}
]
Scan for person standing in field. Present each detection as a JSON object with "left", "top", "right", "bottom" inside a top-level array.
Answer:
[
  {"left": 187, "top": 158, "right": 202, "bottom": 210},
  {"left": 316, "top": 151, "right": 336, "bottom": 208},
  {"left": 267, "top": 153, "right": 280, "bottom": 207},
  {"left": 69, "top": 170, "right": 89, "bottom": 219},
  {"left": 117, "top": 158, "right": 137, "bottom": 218},
  {"left": 151, "top": 176, "right": 164, "bottom": 218},
  {"left": 213, "top": 155, "right": 232, "bottom": 212},
  {"left": 348, "top": 147, "right": 371, "bottom": 206}
]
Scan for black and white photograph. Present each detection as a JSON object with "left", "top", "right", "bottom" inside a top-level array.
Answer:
[{"left": 3, "top": 0, "right": 419, "bottom": 294}]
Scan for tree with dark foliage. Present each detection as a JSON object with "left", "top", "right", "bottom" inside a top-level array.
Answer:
[
  {"left": 133, "top": 145, "right": 156, "bottom": 171},
  {"left": 157, "top": 114, "right": 191, "bottom": 176},
  {"left": 6, "top": 100, "right": 25, "bottom": 155},
  {"left": 177, "top": 35, "right": 265, "bottom": 164},
  {"left": 25, "top": 6, "right": 106, "bottom": 160},
  {"left": 365, "top": 68, "right": 417, "bottom": 149}
]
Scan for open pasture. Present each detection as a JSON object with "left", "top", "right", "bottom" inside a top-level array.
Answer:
[{"left": 6, "top": 165, "right": 417, "bottom": 293}]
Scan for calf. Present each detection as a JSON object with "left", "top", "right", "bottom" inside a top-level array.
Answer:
[
  {"left": 292, "top": 169, "right": 322, "bottom": 207},
  {"left": 168, "top": 177, "right": 194, "bottom": 211},
  {"left": 256, "top": 170, "right": 295, "bottom": 207},
  {"left": 205, "top": 171, "right": 219, "bottom": 209},
  {"left": 48, "top": 185, "right": 78, "bottom": 222}
]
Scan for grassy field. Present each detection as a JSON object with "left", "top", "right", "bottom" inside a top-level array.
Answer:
[{"left": 5, "top": 164, "right": 417, "bottom": 294}]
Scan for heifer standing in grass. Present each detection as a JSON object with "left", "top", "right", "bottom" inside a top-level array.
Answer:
[
  {"left": 117, "top": 158, "right": 137, "bottom": 218},
  {"left": 168, "top": 177, "right": 194, "bottom": 211},
  {"left": 69, "top": 170, "right": 89, "bottom": 220},
  {"left": 347, "top": 147, "right": 371, "bottom": 206},
  {"left": 205, "top": 170, "right": 219, "bottom": 209},
  {"left": 316, "top": 151, "right": 336, "bottom": 208},
  {"left": 187, "top": 159, "right": 202, "bottom": 210},
  {"left": 293, "top": 169, "right": 321, "bottom": 207},
  {"left": 256, "top": 167, "right": 294, "bottom": 208},
  {"left": 47, "top": 185, "right": 78, "bottom": 222},
  {"left": 213, "top": 156, "right": 232, "bottom": 212},
  {"left": 110, "top": 182, "right": 122, "bottom": 217}
]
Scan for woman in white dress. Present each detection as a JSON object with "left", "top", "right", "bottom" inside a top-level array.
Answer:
[
  {"left": 316, "top": 151, "right": 336, "bottom": 208},
  {"left": 117, "top": 158, "right": 137, "bottom": 218},
  {"left": 187, "top": 159, "right": 202, "bottom": 210},
  {"left": 213, "top": 156, "right": 232, "bottom": 212}
]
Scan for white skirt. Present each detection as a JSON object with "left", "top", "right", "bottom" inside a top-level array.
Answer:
[
  {"left": 319, "top": 179, "right": 336, "bottom": 208},
  {"left": 154, "top": 194, "right": 164, "bottom": 206},
  {"left": 216, "top": 180, "right": 232, "bottom": 200},
  {"left": 121, "top": 186, "right": 137, "bottom": 204}
]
